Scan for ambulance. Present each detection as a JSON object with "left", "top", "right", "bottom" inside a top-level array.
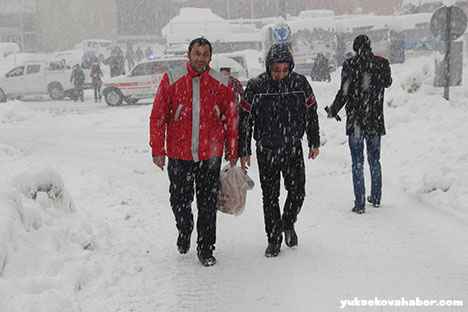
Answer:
[{"left": 102, "top": 56, "right": 187, "bottom": 106}]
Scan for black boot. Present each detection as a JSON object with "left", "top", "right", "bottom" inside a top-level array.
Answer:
[
  {"left": 197, "top": 249, "right": 216, "bottom": 266},
  {"left": 177, "top": 231, "right": 191, "bottom": 254},
  {"left": 352, "top": 206, "right": 366, "bottom": 214},
  {"left": 265, "top": 241, "right": 281, "bottom": 257},
  {"left": 284, "top": 227, "right": 298, "bottom": 248},
  {"left": 367, "top": 196, "right": 381, "bottom": 208}
]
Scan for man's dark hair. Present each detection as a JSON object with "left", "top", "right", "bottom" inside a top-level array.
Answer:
[
  {"left": 219, "top": 67, "right": 231, "bottom": 73},
  {"left": 353, "top": 34, "right": 372, "bottom": 53},
  {"left": 188, "top": 37, "right": 212, "bottom": 54}
]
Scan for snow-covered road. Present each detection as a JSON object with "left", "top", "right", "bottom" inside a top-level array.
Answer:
[{"left": 1, "top": 54, "right": 467, "bottom": 312}]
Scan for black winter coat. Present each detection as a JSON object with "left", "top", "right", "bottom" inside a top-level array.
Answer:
[
  {"left": 70, "top": 68, "right": 85, "bottom": 87},
  {"left": 239, "top": 71, "right": 320, "bottom": 156},
  {"left": 328, "top": 50, "right": 392, "bottom": 137}
]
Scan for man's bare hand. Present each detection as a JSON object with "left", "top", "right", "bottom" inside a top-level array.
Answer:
[
  {"left": 152, "top": 155, "right": 166, "bottom": 171},
  {"left": 240, "top": 156, "right": 251, "bottom": 174},
  {"left": 227, "top": 157, "right": 238, "bottom": 167},
  {"left": 308, "top": 147, "right": 320, "bottom": 160}
]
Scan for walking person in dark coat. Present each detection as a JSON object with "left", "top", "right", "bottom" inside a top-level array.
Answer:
[
  {"left": 325, "top": 34, "right": 392, "bottom": 214},
  {"left": 238, "top": 43, "right": 320, "bottom": 257},
  {"left": 105, "top": 46, "right": 125, "bottom": 77},
  {"left": 90, "top": 62, "right": 103, "bottom": 102},
  {"left": 135, "top": 46, "right": 144, "bottom": 63},
  {"left": 145, "top": 46, "right": 153, "bottom": 58},
  {"left": 310, "top": 53, "right": 331, "bottom": 82},
  {"left": 125, "top": 45, "right": 136, "bottom": 72},
  {"left": 70, "top": 64, "right": 85, "bottom": 102}
]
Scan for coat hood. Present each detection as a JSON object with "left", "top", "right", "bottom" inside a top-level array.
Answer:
[{"left": 265, "top": 43, "right": 295, "bottom": 73}]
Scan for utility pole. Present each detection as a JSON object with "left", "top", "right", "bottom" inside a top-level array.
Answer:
[
  {"left": 443, "top": 7, "right": 451, "bottom": 100},
  {"left": 250, "top": 0, "right": 254, "bottom": 19}
]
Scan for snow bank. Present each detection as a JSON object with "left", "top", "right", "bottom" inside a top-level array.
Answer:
[
  {"left": 0, "top": 167, "right": 110, "bottom": 310},
  {"left": 12, "top": 168, "right": 76, "bottom": 213},
  {"left": 0, "top": 100, "right": 36, "bottom": 123},
  {"left": 0, "top": 168, "right": 75, "bottom": 275},
  {"left": 384, "top": 55, "right": 468, "bottom": 221}
]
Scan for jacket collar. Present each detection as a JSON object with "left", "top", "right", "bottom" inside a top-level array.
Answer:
[{"left": 186, "top": 62, "right": 210, "bottom": 78}]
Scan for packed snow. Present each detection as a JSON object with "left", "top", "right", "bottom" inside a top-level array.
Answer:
[{"left": 0, "top": 49, "right": 467, "bottom": 311}]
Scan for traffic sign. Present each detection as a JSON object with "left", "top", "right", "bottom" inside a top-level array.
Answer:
[
  {"left": 430, "top": 6, "right": 467, "bottom": 41},
  {"left": 273, "top": 22, "right": 292, "bottom": 43}
]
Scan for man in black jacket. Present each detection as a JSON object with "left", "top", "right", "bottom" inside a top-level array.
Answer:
[
  {"left": 239, "top": 43, "right": 320, "bottom": 257},
  {"left": 326, "top": 34, "right": 392, "bottom": 214}
]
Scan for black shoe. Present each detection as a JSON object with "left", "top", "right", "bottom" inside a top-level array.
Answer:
[
  {"left": 284, "top": 227, "right": 298, "bottom": 248},
  {"left": 197, "top": 250, "right": 216, "bottom": 266},
  {"left": 352, "top": 206, "right": 366, "bottom": 214},
  {"left": 265, "top": 242, "right": 281, "bottom": 257},
  {"left": 367, "top": 196, "right": 381, "bottom": 208},
  {"left": 177, "top": 232, "right": 190, "bottom": 254}
]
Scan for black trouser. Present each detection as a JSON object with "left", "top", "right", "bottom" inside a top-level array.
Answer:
[
  {"left": 73, "top": 86, "right": 84, "bottom": 101},
  {"left": 93, "top": 81, "right": 102, "bottom": 101},
  {"left": 167, "top": 157, "right": 221, "bottom": 252},
  {"left": 256, "top": 145, "right": 306, "bottom": 244}
]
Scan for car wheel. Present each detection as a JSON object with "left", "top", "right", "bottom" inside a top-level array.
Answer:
[
  {"left": 103, "top": 87, "right": 123, "bottom": 106},
  {"left": 0, "top": 88, "right": 7, "bottom": 102},
  {"left": 124, "top": 97, "right": 139, "bottom": 105},
  {"left": 48, "top": 82, "right": 64, "bottom": 100}
]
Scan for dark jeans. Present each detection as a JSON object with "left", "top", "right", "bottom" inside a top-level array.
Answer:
[
  {"left": 93, "top": 81, "right": 102, "bottom": 101},
  {"left": 256, "top": 145, "right": 306, "bottom": 244},
  {"left": 167, "top": 157, "right": 221, "bottom": 252},
  {"left": 348, "top": 136, "right": 382, "bottom": 207},
  {"left": 72, "top": 86, "right": 84, "bottom": 102}
]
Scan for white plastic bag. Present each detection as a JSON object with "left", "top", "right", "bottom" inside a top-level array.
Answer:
[{"left": 217, "top": 165, "right": 254, "bottom": 216}]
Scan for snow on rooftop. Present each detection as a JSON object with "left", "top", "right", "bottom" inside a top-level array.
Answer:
[
  {"left": 402, "top": 0, "right": 458, "bottom": 6},
  {"left": 163, "top": 7, "right": 264, "bottom": 46},
  {"left": 297, "top": 10, "right": 335, "bottom": 19},
  {"left": 162, "top": 7, "right": 229, "bottom": 38}
]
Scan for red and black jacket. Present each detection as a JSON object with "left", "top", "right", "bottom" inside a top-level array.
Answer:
[{"left": 150, "top": 62, "right": 238, "bottom": 161}]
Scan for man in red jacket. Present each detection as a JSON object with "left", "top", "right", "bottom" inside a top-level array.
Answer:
[{"left": 150, "top": 38, "right": 238, "bottom": 266}]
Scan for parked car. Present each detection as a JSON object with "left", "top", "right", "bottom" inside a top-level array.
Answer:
[
  {"left": 0, "top": 59, "right": 74, "bottom": 102},
  {"left": 218, "top": 49, "right": 263, "bottom": 84},
  {"left": 102, "top": 57, "right": 187, "bottom": 106}
]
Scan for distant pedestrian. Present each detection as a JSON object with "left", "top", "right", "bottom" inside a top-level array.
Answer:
[
  {"left": 105, "top": 46, "right": 125, "bottom": 77},
  {"left": 135, "top": 46, "right": 144, "bottom": 63},
  {"left": 145, "top": 46, "right": 153, "bottom": 59},
  {"left": 90, "top": 62, "right": 103, "bottom": 102},
  {"left": 310, "top": 53, "right": 331, "bottom": 82},
  {"left": 70, "top": 64, "right": 85, "bottom": 102},
  {"left": 325, "top": 34, "right": 392, "bottom": 214},
  {"left": 220, "top": 67, "right": 244, "bottom": 107},
  {"left": 125, "top": 46, "right": 136, "bottom": 71}
]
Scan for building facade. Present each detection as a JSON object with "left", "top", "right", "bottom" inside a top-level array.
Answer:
[{"left": 36, "top": 0, "right": 118, "bottom": 52}]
